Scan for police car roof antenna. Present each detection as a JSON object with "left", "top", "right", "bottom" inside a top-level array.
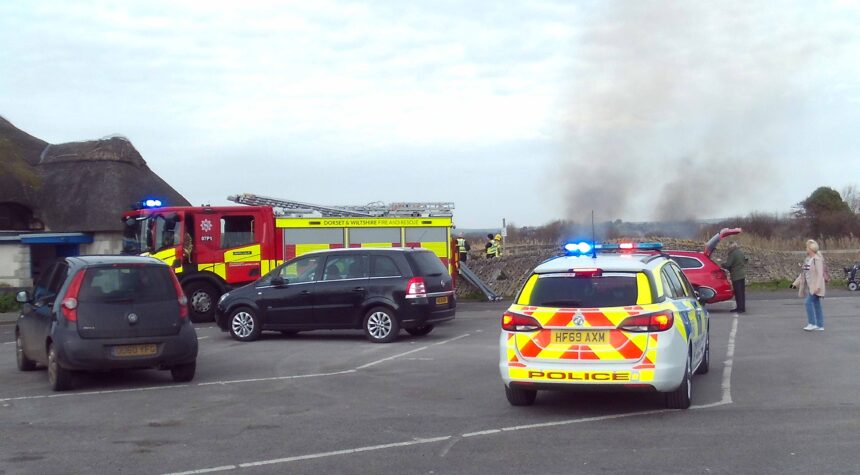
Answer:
[{"left": 591, "top": 210, "right": 597, "bottom": 259}]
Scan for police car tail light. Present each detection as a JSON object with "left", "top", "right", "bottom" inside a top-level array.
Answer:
[
  {"left": 502, "top": 312, "right": 542, "bottom": 332},
  {"left": 618, "top": 311, "right": 674, "bottom": 332},
  {"left": 61, "top": 270, "right": 87, "bottom": 322},
  {"left": 406, "top": 277, "right": 427, "bottom": 297},
  {"left": 168, "top": 271, "right": 189, "bottom": 319}
]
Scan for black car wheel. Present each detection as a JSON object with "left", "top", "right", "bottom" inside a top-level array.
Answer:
[
  {"left": 16, "top": 331, "right": 37, "bottom": 371},
  {"left": 171, "top": 360, "right": 196, "bottom": 382},
  {"left": 505, "top": 385, "right": 537, "bottom": 406},
  {"left": 849, "top": 282, "right": 858, "bottom": 291},
  {"left": 186, "top": 281, "right": 217, "bottom": 323},
  {"left": 229, "top": 307, "right": 262, "bottom": 342},
  {"left": 47, "top": 343, "right": 73, "bottom": 392},
  {"left": 363, "top": 307, "right": 400, "bottom": 343},
  {"left": 666, "top": 350, "right": 692, "bottom": 409},
  {"left": 405, "top": 325, "right": 434, "bottom": 337}
]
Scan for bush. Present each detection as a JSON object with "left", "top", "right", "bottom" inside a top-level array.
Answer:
[{"left": 0, "top": 292, "right": 21, "bottom": 313}]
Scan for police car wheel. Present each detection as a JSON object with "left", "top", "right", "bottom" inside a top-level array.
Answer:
[
  {"left": 666, "top": 351, "right": 692, "bottom": 409},
  {"left": 229, "top": 307, "right": 262, "bottom": 342},
  {"left": 363, "top": 307, "right": 400, "bottom": 343},
  {"left": 405, "top": 325, "right": 434, "bottom": 337},
  {"left": 849, "top": 282, "right": 858, "bottom": 291},
  {"left": 695, "top": 331, "right": 710, "bottom": 375},
  {"left": 505, "top": 385, "right": 537, "bottom": 406}
]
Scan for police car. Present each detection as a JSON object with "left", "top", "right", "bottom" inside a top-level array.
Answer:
[{"left": 499, "top": 242, "right": 714, "bottom": 409}]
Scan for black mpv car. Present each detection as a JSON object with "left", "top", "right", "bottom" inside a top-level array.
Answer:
[
  {"left": 15, "top": 256, "right": 198, "bottom": 391},
  {"left": 216, "top": 248, "right": 456, "bottom": 343}
]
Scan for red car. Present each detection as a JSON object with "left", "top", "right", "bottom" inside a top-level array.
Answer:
[{"left": 665, "top": 228, "right": 742, "bottom": 304}]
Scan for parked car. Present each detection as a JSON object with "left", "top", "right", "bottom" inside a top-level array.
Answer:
[
  {"left": 844, "top": 264, "right": 860, "bottom": 291},
  {"left": 665, "top": 228, "right": 742, "bottom": 304},
  {"left": 216, "top": 248, "right": 456, "bottom": 343},
  {"left": 15, "top": 256, "right": 198, "bottom": 391}
]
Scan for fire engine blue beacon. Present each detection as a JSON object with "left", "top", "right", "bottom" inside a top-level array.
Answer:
[{"left": 142, "top": 199, "right": 163, "bottom": 208}]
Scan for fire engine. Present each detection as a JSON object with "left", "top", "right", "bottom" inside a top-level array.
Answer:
[{"left": 122, "top": 194, "right": 457, "bottom": 322}]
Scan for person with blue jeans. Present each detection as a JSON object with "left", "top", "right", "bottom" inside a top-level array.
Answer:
[{"left": 792, "top": 239, "right": 827, "bottom": 331}]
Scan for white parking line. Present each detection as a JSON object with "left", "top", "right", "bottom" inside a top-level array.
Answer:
[
  {"left": 162, "top": 321, "right": 741, "bottom": 474},
  {"left": 0, "top": 333, "right": 474, "bottom": 402},
  {"left": 691, "top": 314, "right": 738, "bottom": 409}
]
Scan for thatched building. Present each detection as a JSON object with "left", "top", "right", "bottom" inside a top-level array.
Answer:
[{"left": 0, "top": 116, "right": 189, "bottom": 286}]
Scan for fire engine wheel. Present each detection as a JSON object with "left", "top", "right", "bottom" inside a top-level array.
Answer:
[
  {"left": 363, "top": 307, "right": 400, "bottom": 343},
  {"left": 666, "top": 350, "right": 692, "bottom": 410},
  {"left": 849, "top": 282, "right": 858, "bottom": 291},
  {"left": 505, "top": 385, "right": 537, "bottom": 406},
  {"left": 229, "top": 307, "right": 261, "bottom": 342},
  {"left": 405, "top": 325, "right": 434, "bottom": 337},
  {"left": 186, "top": 281, "right": 217, "bottom": 323}
]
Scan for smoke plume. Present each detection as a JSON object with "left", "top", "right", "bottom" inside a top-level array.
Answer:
[{"left": 561, "top": 1, "right": 844, "bottom": 223}]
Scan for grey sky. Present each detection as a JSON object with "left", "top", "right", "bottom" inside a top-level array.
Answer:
[{"left": 2, "top": 1, "right": 859, "bottom": 228}]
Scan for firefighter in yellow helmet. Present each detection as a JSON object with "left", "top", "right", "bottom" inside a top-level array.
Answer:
[{"left": 486, "top": 233, "right": 502, "bottom": 258}]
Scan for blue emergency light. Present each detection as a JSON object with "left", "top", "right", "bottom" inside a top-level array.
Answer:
[
  {"left": 142, "top": 199, "right": 163, "bottom": 208},
  {"left": 563, "top": 241, "right": 663, "bottom": 255},
  {"left": 563, "top": 241, "right": 594, "bottom": 255}
]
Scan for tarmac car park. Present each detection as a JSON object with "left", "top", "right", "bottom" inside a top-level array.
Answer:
[{"left": 3, "top": 270, "right": 860, "bottom": 474}]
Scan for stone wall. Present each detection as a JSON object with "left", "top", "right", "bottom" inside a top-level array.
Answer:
[{"left": 456, "top": 240, "right": 860, "bottom": 299}]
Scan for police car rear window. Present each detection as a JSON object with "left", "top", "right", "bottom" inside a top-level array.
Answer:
[{"left": 521, "top": 274, "right": 640, "bottom": 308}]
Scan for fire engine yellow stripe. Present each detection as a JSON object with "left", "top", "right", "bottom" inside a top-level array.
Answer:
[
  {"left": 636, "top": 273, "right": 652, "bottom": 304},
  {"left": 224, "top": 244, "right": 261, "bottom": 263},
  {"left": 516, "top": 275, "right": 538, "bottom": 305},
  {"left": 295, "top": 243, "right": 333, "bottom": 257},
  {"left": 276, "top": 217, "right": 453, "bottom": 228},
  {"left": 418, "top": 241, "right": 447, "bottom": 256},
  {"left": 359, "top": 242, "right": 394, "bottom": 248}
]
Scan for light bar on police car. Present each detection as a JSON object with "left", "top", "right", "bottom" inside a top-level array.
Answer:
[{"left": 595, "top": 242, "right": 663, "bottom": 251}]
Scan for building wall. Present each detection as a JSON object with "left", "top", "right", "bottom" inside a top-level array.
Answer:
[
  {"left": 80, "top": 232, "right": 122, "bottom": 255},
  {"left": 0, "top": 244, "right": 31, "bottom": 287}
]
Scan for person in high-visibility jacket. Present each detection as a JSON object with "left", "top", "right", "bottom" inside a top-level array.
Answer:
[
  {"left": 456, "top": 232, "right": 470, "bottom": 262},
  {"left": 486, "top": 233, "right": 502, "bottom": 258}
]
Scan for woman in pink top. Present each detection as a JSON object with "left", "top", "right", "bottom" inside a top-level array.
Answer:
[{"left": 792, "top": 239, "right": 826, "bottom": 331}]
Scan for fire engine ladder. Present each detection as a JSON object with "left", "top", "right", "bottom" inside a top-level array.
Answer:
[
  {"left": 458, "top": 263, "right": 502, "bottom": 301},
  {"left": 228, "top": 193, "right": 373, "bottom": 217},
  {"left": 228, "top": 193, "right": 454, "bottom": 217}
]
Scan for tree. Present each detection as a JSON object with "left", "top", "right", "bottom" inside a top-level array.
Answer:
[
  {"left": 796, "top": 187, "right": 855, "bottom": 238},
  {"left": 842, "top": 184, "right": 860, "bottom": 214}
]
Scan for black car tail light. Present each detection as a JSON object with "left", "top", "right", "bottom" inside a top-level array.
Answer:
[{"left": 61, "top": 270, "right": 87, "bottom": 322}]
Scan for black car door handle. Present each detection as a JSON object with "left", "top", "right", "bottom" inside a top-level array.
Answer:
[
  {"left": 353, "top": 287, "right": 365, "bottom": 292},
  {"left": 300, "top": 290, "right": 311, "bottom": 295}
]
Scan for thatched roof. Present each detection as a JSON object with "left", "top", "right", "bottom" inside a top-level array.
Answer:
[{"left": 0, "top": 116, "right": 190, "bottom": 232}]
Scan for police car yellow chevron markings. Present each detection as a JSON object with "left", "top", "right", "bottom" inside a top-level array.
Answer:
[{"left": 508, "top": 304, "right": 674, "bottom": 363}]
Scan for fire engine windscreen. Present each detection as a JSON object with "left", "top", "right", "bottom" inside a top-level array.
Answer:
[{"left": 522, "top": 274, "right": 641, "bottom": 308}]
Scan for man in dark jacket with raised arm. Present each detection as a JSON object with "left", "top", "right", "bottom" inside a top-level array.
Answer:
[{"left": 722, "top": 241, "right": 747, "bottom": 313}]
